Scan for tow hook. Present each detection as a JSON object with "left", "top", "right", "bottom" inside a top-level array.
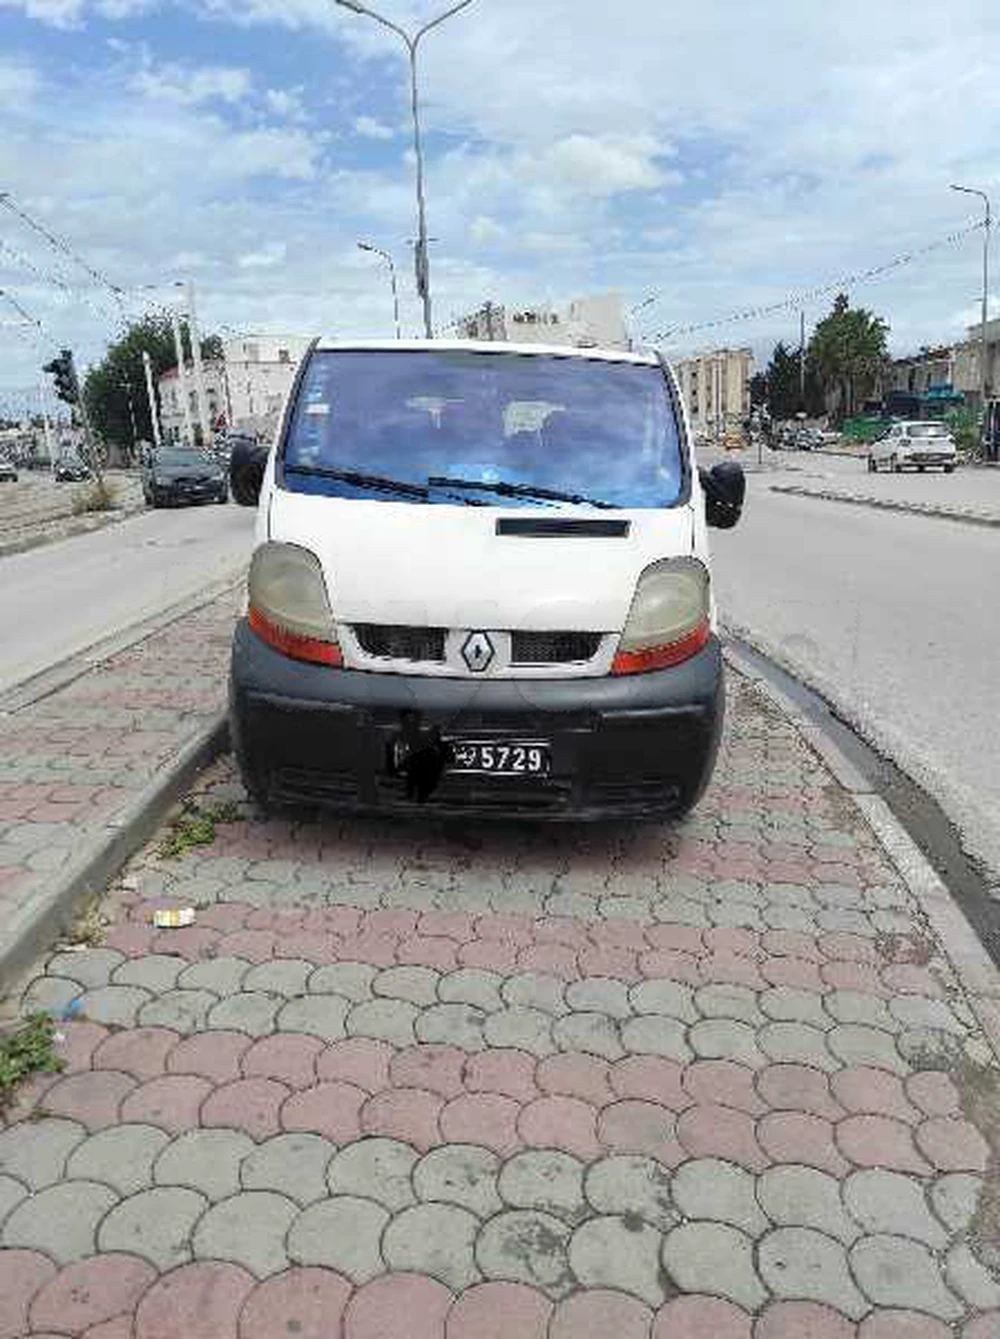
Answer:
[{"left": 387, "top": 710, "right": 454, "bottom": 802}]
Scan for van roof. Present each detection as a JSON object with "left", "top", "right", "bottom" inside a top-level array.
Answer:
[{"left": 312, "top": 338, "right": 660, "bottom": 367}]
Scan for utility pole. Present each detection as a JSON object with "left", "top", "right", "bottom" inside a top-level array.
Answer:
[
  {"left": 951, "top": 185, "right": 992, "bottom": 413},
  {"left": 183, "top": 281, "right": 213, "bottom": 449},
  {"left": 142, "top": 351, "right": 162, "bottom": 449},
  {"left": 799, "top": 309, "right": 807, "bottom": 415},
  {"left": 170, "top": 305, "right": 195, "bottom": 447},
  {"left": 38, "top": 384, "right": 54, "bottom": 472}
]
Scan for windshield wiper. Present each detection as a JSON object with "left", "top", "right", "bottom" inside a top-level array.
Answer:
[
  {"left": 285, "top": 464, "right": 428, "bottom": 500},
  {"left": 427, "top": 476, "right": 616, "bottom": 509}
]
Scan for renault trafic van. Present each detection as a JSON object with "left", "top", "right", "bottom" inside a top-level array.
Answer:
[{"left": 229, "top": 339, "right": 744, "bottom": 820}]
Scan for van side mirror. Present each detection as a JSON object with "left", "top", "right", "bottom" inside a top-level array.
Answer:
[
  {"left": 699, "top": 461, "right": 745, "bottom": 529},
  {"left": 229, "top": 438, "right": 268, "bottom": 508}
]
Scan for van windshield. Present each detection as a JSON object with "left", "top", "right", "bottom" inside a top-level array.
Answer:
[{"left": 282, "top": 349, "right": 685, "bottom": 509}]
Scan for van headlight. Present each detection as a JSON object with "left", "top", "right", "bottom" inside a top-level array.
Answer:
[
  {"left": 612, "top": 558, "right": 711, "bottom": 675},
  {"left": 247, "top": 542, "right": 342, "bottom": 667}
]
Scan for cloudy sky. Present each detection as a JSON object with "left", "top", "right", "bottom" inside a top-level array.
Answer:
[{"left": 0, "top": 0, "right": 998, "bottom": 405}]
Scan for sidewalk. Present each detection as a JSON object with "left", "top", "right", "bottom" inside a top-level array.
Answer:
[{"left": 3, "top": 633, "right": 1000, "bottom": 1336}]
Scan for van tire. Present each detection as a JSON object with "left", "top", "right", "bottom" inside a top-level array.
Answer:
[
  {"left": 892, "top": 457, "right": 903, "bottom": 473},
  {"left": 867, "top": 456, "right": 876, "bottom": 473},
  {"left": 944, "top": 465, "right": 955, "bottom": 474}
]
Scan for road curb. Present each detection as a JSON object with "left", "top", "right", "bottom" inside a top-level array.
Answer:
[
  {"left": 0, "top": 500, "right": 147, "bottom": 561},
  {"left": 0, "top": 711, "right": 229, "bottom": 994},
  {"left": 769, "top": 482, "right": 1000, "bottom": 529},
  {"left": 725, "top": 644, "right": 1000, "bottom": 1065}
]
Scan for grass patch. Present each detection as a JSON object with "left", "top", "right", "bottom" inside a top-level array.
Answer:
[
  {"left": 158, "top": 798, "right": 242, "bottom": 859},
  {"left": 71, "top": 478, "right": 119, "bottom": 516},
  {"left": 0, "top": 1013, "right": 65, "bottom": 1112}
]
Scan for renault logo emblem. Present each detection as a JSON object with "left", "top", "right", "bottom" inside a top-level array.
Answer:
[{"left": 461, "top": 631, "right": 495, "bottom": 673}]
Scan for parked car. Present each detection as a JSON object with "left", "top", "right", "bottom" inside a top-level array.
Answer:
[
  {"left": 228, "top": 337, "right": 746, "bottom": 821},
  {"left": 868, "top": 421, "right": 957, "bottom": 473},
  {"left": 0, "top": 456, "right": 18, "bottom": 482},
  {"left": 54, "top": 455, "right": 90, "bottom": 482},
  {"left": 141, "top": 446, "right": 228, "bottom": 507}
]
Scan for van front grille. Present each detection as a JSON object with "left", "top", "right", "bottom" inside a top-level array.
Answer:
[
  {"left": 511, "top": 631, "right": 601, "bottom": 664},
  {"left": 353, "top": 624, "right": 447, "bottom": 662}
]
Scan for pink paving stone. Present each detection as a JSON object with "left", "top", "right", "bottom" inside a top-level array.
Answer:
[
  {"left": 532, "top": 918, "right": 591, "bottom": 950},
  {"left": 820, "top": 960, "right": 891, "bottom": 997},
  {"left": 281, "top": 1081, "right": 366, "bottom": 1143},
  {"left": 29, "top": 1254, "right": 156, "bottom": 1333},
  {"left": 757, "top": 1111, "right": 850, "bottom": 1176},
  {"left": 881, "top": 964, "right": 946, "bottom": 997},
  {"left": 215, "top": 930, "right": 278, "bottom": 963},
  {"left": 195, "top": 904, "right": 251, "bottom": 933},
  {"left": 240, "top": 1034, "right": 325, "bottom": 1090},
  {"left": 651, "top": 1294, "right": 752, "bottom": 1339},
  {"left": 55, "top": 1020, "right": 110, "bottom": 1072},
  {"left": 963, "top": 1316, "right": 1000, "bottom": 1339},
  {"left": 577, "top": 944, "right": 639, "bottom": 981},
  {"left": 103, "top": 924, "right": 156, "bottom": 957},
  {"left": 43, "top": 1068, "right": 137, "bottom": 1130},
  {"left": 699, "top": 952, "right": 764, "bottom": 989},
  {"left": 813, "top": 863, "right": 862, "bottom": 887},
  {"left": 638, "top": 949, "right": 702, "bottom": 985},
  {"left": 390, "top": 1046, "right": 467, "bottom": 1099},
  {"left": 549, "top": 1289, "right": 652, "bottom": 1339},
  {"left": 597, "top": 1100, "right": 685, "bottom": 1166},
  {"left": 676, "top": 1103, "right": 768, "bottom": 1171},
  {"left": 682, "top": 1060, "right": 766, "bottom": 1115},
  {"left": 535, "top": 1053, "right": 616, "bottom": 1107},
  {"left": 703, "top": 927, "right": 760, "bottom": 958},
  {"left": 645, "top": 924, "right": 705, "bottom": 955},
  {"left": 860, "top": 1312, "right": 953, "bottom": 1339},
  {"left": 458, "top": 939, "right": 521, "bottom": 974},
  {"left": 397, "top": 935, "right": 460, "bottom": 971},
  {"left": 756, "top": 1301, "right": 856, "bottom": 1338},
  {"left": 167, "top": 1031, "right": 251, "bottom": 1083},
  {"left": 364, "top": 908, "right": 421, "bottom": 937},
  {"left": 316, "top": 1038, "right": 394, "bottom": 1092},
  {"left": 201, "top": 1077, "right": 291, "bottom": 1140},
  {"left": 279, "top": 932, "right": 341, "bottom": 964},
  {"left": 319, "top": 906, "right": 367, "bottom": 936},
  {"left": 761, "top": 930, "right": 823, "bottom": 962},
  {"left": 238, "top": 1266, "right": 353, "bottom": 1339},
  {"left": 765, "top": 861, "right": 814, "bottom": 883},
  {"left": 0, "top": 1249, "right": 58, "bottom": 1339},
  {"left": 344, "top": 1272, "right": 453, "bottom": 1339},
  {"left": 135, "top": 1262, "right": 256, "bottom": 1339},
  {"left": 464, "top": 1050, "right": 540, "bottom": 1104},
  {"left": 830, "top": 1068, "right": 920, "bottom": 1123},
  {"left": 757, "top": 1063, "right": 845, "bottom": 1121},
  {"left": 445, "top": 1281, "right": 552, "bottom": 1339},
  {"left": 150, "top": 927, "right": 223, "bottom": 961},
  {"left": 440, "top": 1093, "right": 523, "bottom": 1156},
  {"left": 418, "top": 911, "right": 477, "bottom": 942},
  {"left": 818, "top": 933, "right": 879, "bottom": 965},
  {"left": 518, "top": 1095, "right": 601, "bottom": 1160},
  {"left": 474, "top": 913, "right": 535, "bottom": 945},
  {"left": 338, "top": 933, "right": 403, "bottom": 967},
  {"left": 915, "top": 1116, "right": 990, "bottom": 1172},
  {"left": 93, "top": 1027, "right": 180, "bottom": 1080},
  {"left": 516, "top": 943, "right": 580, "bottom": 979},
  {"left": 611, "top": 1056, "right": 689, "bottom": 1110},
  {"left": 244, "top": 908, "right": 306, "bottom": 932},
  {"left": 905, "top": 1070, "right": 962, "bottom": 1119},
  {"left": 589, "top": 919, "right": 649, "bottom": 952},
  {"left": 760, "top": 956, "right": 826, "bottom": 991},
  {"left": 82, "top": 1315, "right": 134, "bottom": 1339},
  {"left": 836, "top": 1114, "right": 934, "bottom": 1175},
  {"left": 119, "top": 1073, "right": 214, "bottom": 1133},
  {"left": 362, "top": 1087, "right": 445, "bottom": 1152}
]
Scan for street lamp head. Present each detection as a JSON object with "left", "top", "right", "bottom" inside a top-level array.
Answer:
[
  {"left": 357, "top": 241, "right": 375, "bottom": 252},
  {"left": 334, "top": 0, "right": 367, "bottom": 12}
]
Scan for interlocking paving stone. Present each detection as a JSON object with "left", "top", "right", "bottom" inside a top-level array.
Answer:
[
  {"left": 326, "top": 1137, "right": 419, "bottom": 1210},
  {"left": 569, "top": 1214, "right": 666, "bottom": 1307},
  {"left": 758, "top": 1226, "right": 868, "bottom": 1319},
  {"left": 0, "top": 1117, "right": 86, "bottom": 1188},
  {"left": 241, "top": 1132, "right": 336, "bottom": 1204},
  {"left": 139, "top": 988, "right": 220, "bottom": 1032},
  {"left": 844, "top": 1168, "right": 948, "bottom": 1247},
  {"left": 191, "top": 1189, "right": 296, "bottom": 1277},
  {"left": 97, "top": 1185, "right": 208, "bottom": 1269},
  {"left": 1, "top": 1178, "right": 118, "bottom": 1262},
  {"left": 415, "top": 1144, "right": 503, "bottom": 1218},
  {"left": 757, "top": 1165, "right": 860, "bottom": 1245},
  {"left": 153, "top": 1128, "right": 255, "bottom": 1202},
  {"left": 28, "top": 1252, "right": 156, "bottom": 1334},
  {"left": 850, "top": 1234, "right": 964, "bottom": 1319},
  {"left": 498, "top": 1149, "right": 587, "bottom": 1223},
  {"left": 661, "top": 1220, "right": 766, "bottom": 1311},
  {"left": 383, "top": 1202, "right": 482, "bottom": 1290},
  {"left": 66, "top": 1123, "right": 170, "bottom": 1196},
  {"left": 671, "top": 1157, "right": 767, "bottom": 1236},
  {"left": 475, "top": 1208, "right": 575, "bottom": 1298},
  {"left": 286, "top": 1195, "right": 388, "bottom": 1280},
  {"left": 583, "top": 1153, "right": 677, "bottom": 1232},
  {"left": 930, "top": 1172, "right": 983, "bottom": 1234},
  {"left": 133, "top": 1260, "right": 255, "bottom": 1339}
]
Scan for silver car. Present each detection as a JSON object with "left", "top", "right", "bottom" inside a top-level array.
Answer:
[
  {"left": 0, "top": 456, "right": 18, "bottom": 483},
  {"left": 869, "top": 421, "right": 957, "bottom": 473}
]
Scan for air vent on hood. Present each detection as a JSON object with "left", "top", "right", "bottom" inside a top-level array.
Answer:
[{"left": 495, "top": 518, "right": 630, "bottom": 538}]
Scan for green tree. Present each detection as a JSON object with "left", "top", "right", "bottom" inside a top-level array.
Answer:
[
  {"left": 762, "top": 342, "right": 824, "bottom": 419},
  {"left": 808, "top": 293, "right": 889, "bottom": 422}
]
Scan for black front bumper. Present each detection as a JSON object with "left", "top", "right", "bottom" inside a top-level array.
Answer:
[
  {"left": 155, "top": 480, "right": 224, "bottom": 504},
  {"left": 230, "top": 619, "right": 725, "bottom": 820}
]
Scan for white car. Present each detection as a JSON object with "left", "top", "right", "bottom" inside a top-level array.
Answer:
[{"left": 869, "top": 421, "right": 957, "bottom": 473}]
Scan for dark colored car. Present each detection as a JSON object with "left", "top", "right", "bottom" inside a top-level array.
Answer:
[
  {"left": 0, "top": 457, "right": 18, "bottom": 483},
  {"left": 54, "top": 456, "right": 90, "bottom": 482},
  {"left": 142, "top": 447, "right": 228, "bottom": 507}
]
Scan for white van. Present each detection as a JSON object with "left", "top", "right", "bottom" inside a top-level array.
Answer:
[{"left": 229, "top": 339, "right": 745, "bottom": 820}]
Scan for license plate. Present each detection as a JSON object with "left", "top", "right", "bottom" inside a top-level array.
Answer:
[{"left": 447, "top": 740, "right": 551, "bottom": 776}]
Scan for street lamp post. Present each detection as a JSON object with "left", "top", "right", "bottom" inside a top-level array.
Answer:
[
  {"left": 951, "top": 184, "right": 993, "bottom": 410},
  {"left": 334, "top": 0, "right": 476, "bottom": 338},
  {"left": 358, "top": 241, "right": 401, "bottom": 338}
]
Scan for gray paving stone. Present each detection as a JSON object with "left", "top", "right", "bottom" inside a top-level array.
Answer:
[
  {"left": 309, "top": 962, "right": 378, "bottom": 1000},
  {"left": 706, "top": 900, "right": 763, "bottom": 931},
  {"left": 672, "top": 1158, "right": 767, "bottom": 1237},
  {"left": 757, "top": 1165, "right": 860, "bottom": 1245},
  {"left": 0, "top": 1117, "right": 85, "bottom": 1189},
  {"left": 824, "top": 991, "right": 897, "bottom": 1032},
  {"left": 207, "top": 991, "right": 282, "bottom": 1037},
  {"left": 47, "top": 948, "right": 125, "bottom": 989},
  {"left": 694, "top": 984, "right": 764, "bottom": 1026},
  {"left": 0, "top": 1174, "right": 28, "bottom": 1228},
  {"left": 287, "top": 1194, "right": 388, "bottom": 1281},
  {"left": 277, "top": 994, "right": 350, "bottom": 1042},
  {"left": 327, "top": 1137, "right": 419, "bottom": 1211},
  {"left": 347, "top": 998, "right": 419, "bottom": 1046},
  {"left": 2, "top": 1178, "right": 118, "bottom": 1262},
  {"left": 178, "top": 958, "right": 250, "bottom": 995},
  {"left": 762, "top": 905, "right": 817, "bottom": 932},
  {"left": 688, "top": 1018, "right": 764, "bottom": 1068},
  {"left": 77, "top": 984, "right": 152, "bottom": 1028},
  {"left": 373, "top": 965, "right": 441, "bottom": 1007},
  {"left": 890, "top": 996, "right": 969, "bottom": 1035},
  {"left": 628, "top": 979, "right": 697, "bottom": 1023},
  {"left": 417, "top": 1002, "right": 487, "bottom": 1051},
  {"left": 192, "top": 1189, "right": 296, "bottom": 1278},
  {"left": 498, "top": 1150, "right": 587, "bottom": 1223},
  {"left": 66, "top": 1123, "right": 170, "bottom": 1196},
  {"left": 850, "top": 1234, "right": 964, "bottom": 1319},
  {"left": 504, "top": 974, "right": 569, "bottom": 1016},
  {"left": 414, "top": 1145, "right": 502, "bottom": 1219},
  {"left": 438, "top": 968, "right": 503, "bottom": 1013},
  {"left": 945, "top": 1242, "right": 1000, "bottom": 1309},
  {"left": 140, "top": 988, "right": 220, "bottom": 1034},
  {"left": 827, "top": 1024, "right": 907, "bottom": 1074},
  {"left": 546, "top": 892, "right": 601, "bottom": 921},
  {"left": 843, "top": 1170, "right": 946, "bottom": 1248},
  {"left": 564, "top": 978, "right": 630, "bottom": 1019},
  {"left": 22, "top": 974, "right": 84, "bottom": 1014},
  {"left": 758, "top": 1021, "right": 836, "bottom": 1071},
  {"left": 484, "top": 1007, "right": 555, "bottom": 1057},
  {"left": 113, "top": 955, "right": 185, "bottom": 993},
  {"left": 818, "top": 909, "right": 874, "bottom": 936},
  {"left": 569, "top": 1214, "right": 666, "bottom": 1307},
  {"left": 870, "top": 910, "right": 915, "bottom": 936},
  {"left": 760, "top": 986, "right": 832, "bottom": 1031},
  {"left": 661, "top": 1220, "right": 766, "bottom": 1311},
  {"left": 583, "top": 1154, "right": 677, "bottom": 1232},
  {"left": 758, "top": 1225, "right": 868, "bottom": 1319},
  {"left": 552, "top": 1012, "right": 623, "bottom": 1061},
  {"left": 243, "top": 959, "right": 315, "bottom": 997},
  {"left": 383, "top": 1202, "right": 482, "bottom": 1290},
  {"left": 153, "top": 1128, "right": 256, "bottom": 1202},
  {"left": 930, "top": 1172, "right": 983, "bottom": 1235},
  {"left": 651, "top": 896, "right": 711, "bottom": 927},
  {"left": 814, "top": 884, "right": 865, "bottom": 909},
  {"left": 474, "top": 1208, "right": 575, "bottom": 1298},
  {"left": 97, "top": 1183, "right": 208, "bottom": 1268},
  {"left": 763, "top": 884, "right": 816, "bottom": 910},
  {"left": 621, "top": 1014, "right": 693, "bottom": 1063},
  {"left": 241, "top": 1133, "right": 336, "bottom": 1205}
]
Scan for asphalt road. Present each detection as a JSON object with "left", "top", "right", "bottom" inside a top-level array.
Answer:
[
  {"left": 710, "top": 464, "right": 1000, "bottom": 888},
  {"left": 0, "top": 502, "right": 254, "bottom": 697}
]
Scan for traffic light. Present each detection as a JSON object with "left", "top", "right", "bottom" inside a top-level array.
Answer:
[{"left": 43, "top": 349, "right": 79, "bottom": 406}]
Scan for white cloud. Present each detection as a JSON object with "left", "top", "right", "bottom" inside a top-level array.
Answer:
[
  {"left": 0, "top": 0, "right": 82, "bottom": 26},
  {"left": 238, "top": 240, "right": 287, "bottom": 269},
  {"left": 0, "top": 59, "right": 39, "bottom": 108},
  {"left": 542, "top": 135, "right": 674, "bottom": 197},
  {"left": 266, "top": 87, "right": 307, "bottom": 121},
  {"left": 131, "top": 62, "right": 252, "bottom": 106},
  {"left": 354, "top": 114, "right": 395, "bottom": 141}
]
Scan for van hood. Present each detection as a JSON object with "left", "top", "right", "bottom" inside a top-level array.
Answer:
[{"left": 267, "top": 488, "right": 695, "bottom": 633}]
